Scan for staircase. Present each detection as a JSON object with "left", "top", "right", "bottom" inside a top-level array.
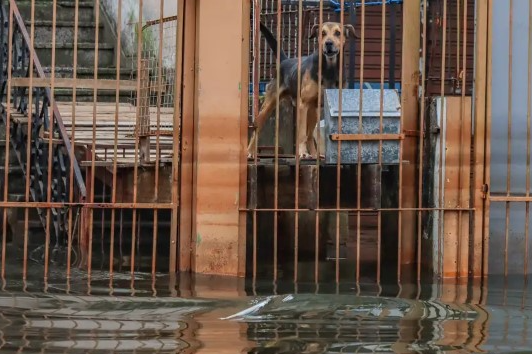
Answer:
[
  {"left": 15, "top": 0, "right": 134, "bottom": 102},
  {"left": 0, "top": 0, "right": 89, "bottom": 255}
]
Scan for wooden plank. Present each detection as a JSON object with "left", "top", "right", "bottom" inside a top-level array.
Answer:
[
  {"left": 443, "top": 97, "right": 471, "bottom": 278},
  {"left": 11, "top": 77, "right": 138, "bottom": 90},
  {"left": 192, "top": 0, "right": 247, "bottom": 276}
]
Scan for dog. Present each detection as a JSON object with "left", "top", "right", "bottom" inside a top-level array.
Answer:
[{"left": 247, "top": 21, "right": 358, "bottom": 159}]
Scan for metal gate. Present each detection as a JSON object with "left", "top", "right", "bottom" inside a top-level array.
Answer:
[
  {"left": 246, "top": 0, "right": 481, "bottom": 283},
  {"left": 486, "top": 0, "right": 532, "bottom": 277},
  {"left": 0, "top": 0, "right": 182, "bottom": 280}
]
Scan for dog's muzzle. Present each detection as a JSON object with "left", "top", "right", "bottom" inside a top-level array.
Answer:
[{"left": 324, "top": 41, "right": 339, "bottom": 58}]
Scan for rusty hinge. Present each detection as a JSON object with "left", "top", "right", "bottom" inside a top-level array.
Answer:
[{"left": 481, "top": 184, "right": 489, "bottom": 199}]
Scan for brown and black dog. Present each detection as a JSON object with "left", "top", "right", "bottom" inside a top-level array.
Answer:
[{"left": 248, "top": 22, "right": 357, "bottom": 159}]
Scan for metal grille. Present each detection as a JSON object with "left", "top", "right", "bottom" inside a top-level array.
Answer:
[{"left": 246, "top": 0, "right": 479, "bottom": 284}]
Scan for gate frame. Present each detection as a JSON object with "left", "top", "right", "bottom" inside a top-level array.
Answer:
[{"left": 472, "top": 0, "right": 490, "bottom": 278}]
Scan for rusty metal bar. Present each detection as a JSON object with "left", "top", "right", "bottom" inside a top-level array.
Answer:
[
  {"left": 109, "top": 0, "right": 122, "bottom": 278},
  {"left": 87, "top": 0, "right": 101, "bottom": 280},
  {"left": 294, "top": 0, "right": 303, "bottom": 283},
  {"left": 416, "top": 0, "right": 427, "bottom": 281},
  {"left": 438, "top": 0, "right": 448, "bottom": 278},
  {"left": 22, "top": 0, "right": 37, "bottom": 280},
  {"left": 252, "top": 0, "right": 260, "bottom": 281},
  {"left": 170, "top": 0, "right": 185, "bottom": 273},
  {"left": 331, "top": 134, "right": 404, "bottom": 141},
  {"left": 356, "top": 0, "right": 365, "bottom": 285},
  {"left": 1, "top": 0, "right": 13, "bottom": 279},
  {"left": 505, "top": 0, "right": 514, "bottom": 277},
  {"left": 273, "top": 0, "right": 281, "bottom": 282},
  {"left": 131, "top": 0, "right": 144, "bottom": 278},
  {"left": 457, "top": 0, "right": 468, "bottom": 278},
  {"left": 43, "top": 0, "right": 58, "bottom": 280},
  {"left": 67, "top": 0, "right": 80, "bottom": 280},
  {"left": 241, "top": 207, "right": 474, "bottom": 212},
  {"left": 315, "top": 0, "right": 324, "bottom": 284},
  {"left": 526, "top": 0, "right": 532, "bottom": 277},
  {"left": 335, "top": 0, "right": 345, "bottom": 284},
  {"left": 151, "top": 0, "right": 165, "bottom": 275},
  {"left": 483, "top": 0, "right": 493, "bottom": 278},
  {"left": 377, "top": 0, "right": 386, "bottom": 286}
]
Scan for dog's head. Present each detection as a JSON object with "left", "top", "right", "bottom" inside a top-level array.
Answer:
[{"left": 309, "top": 22, "right": 358, "bottom": 58}]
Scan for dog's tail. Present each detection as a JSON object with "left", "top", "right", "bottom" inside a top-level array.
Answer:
[{"left": 260, "top": 22, "right": 288, "bottom": 62}]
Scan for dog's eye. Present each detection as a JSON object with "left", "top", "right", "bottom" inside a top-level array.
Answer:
[
  {"left": 334, "top": 30, "right": 341, "bottom": 37},
  {"left": 322, "top": 30, "right": 327, "bottom": 37}
]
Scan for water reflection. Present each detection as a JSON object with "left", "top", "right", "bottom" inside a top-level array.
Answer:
[{"left": 0, "top": 270, "right": 531, "bottom": 353}]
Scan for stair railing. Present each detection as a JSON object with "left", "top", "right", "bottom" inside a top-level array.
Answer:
[{"left": 0, "top": 0, "right": 86, "bottom": 251}]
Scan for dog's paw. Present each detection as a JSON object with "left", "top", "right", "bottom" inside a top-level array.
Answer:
[{"left": 299, "top": 152, "right": 312, "bottom": 159}]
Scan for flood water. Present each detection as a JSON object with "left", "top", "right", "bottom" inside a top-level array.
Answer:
[{"left": 1, "top": 258, "right": 532, "bottom": 352}]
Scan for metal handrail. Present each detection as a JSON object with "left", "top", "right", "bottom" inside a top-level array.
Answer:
[{"left": 6, "top": 0, "right": 86, "bottom": 199}]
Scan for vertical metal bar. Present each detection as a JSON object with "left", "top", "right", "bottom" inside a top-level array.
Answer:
[
  {"left": 152, "top": 0, "right": 165, "bottom": 275},
  {"left": 252, "top": 0, "right": 260, "bottom": 281},
  {"left": 22, "top": 0, "right": 36, "bottom": 280},
  {"left": 294, "top": 0, "right": 303, "bottom": 283},
  {"left": 438, "top": 0, "right": 448, "bottom": 278},
  {"left": 417, "top": 0, "right": 427, "bottom": 281},
  {"left": 88, "top": 0, "right": 100, "bottom": 280},
  {"left": 273, "top": 0, "right": 281, "bottom": 282},
  {"left": 356, "top": 0, "right": 365, "bottom": 284},
  {"left": 66, "top": 0, "right": 79, "bottom": 280},
  {"left": 472, "top": 0, "right": 490, "bottom": 278},
  {"left": 1, "top": 0, "right": 13, "bottom": 279},
  {"left": 44, "top": 0, "right": 58, "bottom": 280},
  {"left": 483, "top": 0, "right": 493, "bottom": 277},
  {"left": 110, "top": 0, "right": 122, "bottom": 278},
  {"left": 336, "top": 0, "right": 346, "bottom": 284},
  {"left": 388, "top": 4, "right": 396, "bottom": 88},
  {"left": 456, "top": 0, "right": 461, "bottom": 93},
  {"left": 131, "top": 0, "right": 144, "bottom": 277},
  {"left": 314, "top": 0, "right": 324, "bottom": 284},
  {"left": 457, "top": 0, "right": 468, "bottom": 278},
  {"left": 377, "top": 0, "right": 386, "bottom": 285},
  {"left": 526, "top": 0, "right": 532, "bottom": 277},
  {"left": 505, "top": 0, "right": 513, "bottom": 277},
  {"left": 356, "top": 0, "right": 364, "bottom": 287},
  {"left": 348, "top": 2, "right": 356, "bottom": 89},
  {"left": 170, "top": 0, "right": 185, "bottom": 273}
]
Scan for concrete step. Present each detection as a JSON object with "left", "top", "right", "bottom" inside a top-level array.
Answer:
[
  {"left": 42, "top": 66, "right": 135, "bottom": 80},
  {"left": 35, "top": 42, "right": 116, "bottom": 67},
  {"left": 15, "top": 1, "right": 95, "bottom": 22},
  {"left": 51, "top": 88, "right": 134, "bottom": 103},
  {"left": 24, "top": 20, "right": 109, "bottom": 45}
]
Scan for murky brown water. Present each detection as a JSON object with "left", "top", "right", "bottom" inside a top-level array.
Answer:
[{"left": 0, "top": 259, "right": 532, "bottom": 353}]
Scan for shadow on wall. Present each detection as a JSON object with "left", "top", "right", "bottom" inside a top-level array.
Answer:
[{"left": 101, "top": 0, "right": 178, "bottom": 65}]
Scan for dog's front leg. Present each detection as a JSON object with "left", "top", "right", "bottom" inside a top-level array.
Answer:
[
  {"left": 297, "top": 103, "right": 310, "bottom": 158},
  {"left": 306, "top": 105, "right": 319, "bottom": 158}
]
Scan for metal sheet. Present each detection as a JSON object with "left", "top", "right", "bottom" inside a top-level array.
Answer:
[{"left": 324, "top": 88, "right": 401, "bottom": 164}]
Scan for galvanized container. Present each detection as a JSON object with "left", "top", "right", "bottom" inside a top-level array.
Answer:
[{"left": 323, "top": 88, "right": 402, "bottom": 165}]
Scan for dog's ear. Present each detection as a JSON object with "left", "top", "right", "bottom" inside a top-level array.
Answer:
[
  {"left": 344, "top": 24, "right": 359, "bottom": 39},
  {"left": 309, "top": 24, "right": 320, "bottom": 39}
]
